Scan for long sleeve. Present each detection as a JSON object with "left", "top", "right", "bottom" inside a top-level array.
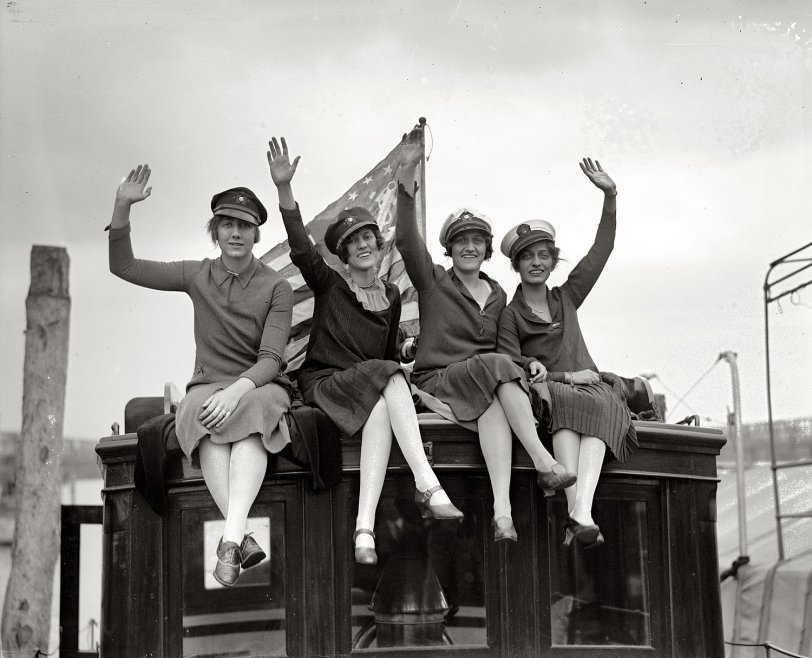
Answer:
[
  {"left": 383, "top": 291, "right": 402, "bottom": 362},
  {"left": 108, "top": 224, "right": 189, "bottom": 291},
  {"left": 560, "top": 203, "right": 616, "bottom": 308},
  {"left": 395, "top": 183, "right": 435, "bottom": 292},
  {"left": 239, "top": 277, "right": 294, "bottom": 387},
  {"left": 497, "top": 306, "right": 535, "bottom": 371},
  {"left": 280, "top": 204, "right": 332, "bottom": 292}
]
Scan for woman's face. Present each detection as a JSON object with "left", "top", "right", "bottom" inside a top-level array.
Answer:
[
  {"left": 517, "top": 241, "right": 555, "bottom": 286},
  {"left": 345, "top": 227, "right": 381, "bottom": 273},
  {"left": 217, "top": 218, "right": 257, "bottom": 260},
  {"left": 449, "top": 230, "right": 488, "bottom": 274}
]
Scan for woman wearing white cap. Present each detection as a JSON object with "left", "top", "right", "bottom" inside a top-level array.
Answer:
[
  {"left": 497, "top": 158, "right": 636, "bottom": 548},
  {"left": 267, "top": 137, "right": 463, "bottom": 567},
  {"left": 108, "top": 166, "right": 294, "bottom": 586},
  {"left": 394, "top": 131, "right": 576, "bottom": 543}
]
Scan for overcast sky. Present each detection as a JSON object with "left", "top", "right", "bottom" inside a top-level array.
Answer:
[{"left": 1, "top": 0, "right": 810, "bottom": 440}]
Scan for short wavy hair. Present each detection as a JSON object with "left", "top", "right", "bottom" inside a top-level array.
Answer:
[
  {"left": 336, "top": 225, "right": 386, "bottom": 264},
  {"left": 207, "top": 215, "right": 260, "bottom": 246}
]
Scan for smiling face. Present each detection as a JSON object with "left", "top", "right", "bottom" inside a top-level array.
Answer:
[
  {"left": 516, "top": 241, "right": 556, "bottom": 287},
  {"left": 216, "top": 217, "right": 257, "bottom": 262},
  {"left": 344, "top": 227, "right": 381, "bottom": 273},
  {"left": 449, "top": 230, "right": 489, "bottom": 274}
]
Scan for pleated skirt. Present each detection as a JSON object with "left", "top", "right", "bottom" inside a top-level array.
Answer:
[
  {"left": 410, "top": 353, "right": 527, "bottom": 422},
  {"left": 176, "top": 379, "right": 292, "bottom": 467},
  {"left": 546, "top": 380, "right": 637, "bottom": 462},
  {"left": 299, "top": 359, "right": 402, "bottom": 437}
]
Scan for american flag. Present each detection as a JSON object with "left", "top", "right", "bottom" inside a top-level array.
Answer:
[{"left": 260, "top": 134, "right": 426, "bottom": 375}]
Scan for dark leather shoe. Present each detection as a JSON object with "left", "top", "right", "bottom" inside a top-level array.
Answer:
[
  {"left": 492, "top": 516, "right": 518, "bottom": 543},
  {"left": 565, "top": 516, "right": 601, "bottom": 547},
  {"left": 353, "top": 528, "right": 377, "bottom": 565},
  {"left": 536, "top": 463, "right": 577, "bottom": 492},
  {"left": 213, "top": 538, "right": 241, "bottom": 587},
  {"left": 415, "top": 485, "right": 464, "bottom": 520},
  {"left": 240, "top": 533, "right": 266, "bottom": 569}
]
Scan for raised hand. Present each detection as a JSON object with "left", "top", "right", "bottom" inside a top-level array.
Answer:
[
  {"left": 267, "top": 136, "right": 301, "bottom": 187},
  {"left": 116, "top": 164, "right": 152, "bottom": 205},
  {"left": 397, "top": 128, "right": 423, "bottom": 170},
  {"left": 579, "top": 157, "right": 616, "bottom": 194}
]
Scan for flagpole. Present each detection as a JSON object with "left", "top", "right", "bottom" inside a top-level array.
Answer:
[{"left": 417, "top": 117, "right": 427, "bottom": 239}]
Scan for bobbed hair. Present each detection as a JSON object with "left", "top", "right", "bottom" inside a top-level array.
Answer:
[
  {"left": 207, "top": 215, "right": 261, "bottom": 246},
  {"left": 337, "top": 225, "right": 385, "bottom": 264}
]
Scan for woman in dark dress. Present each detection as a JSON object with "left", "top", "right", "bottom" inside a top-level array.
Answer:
[
  {"left": 497, "top": 158, "right": 636, "bottom": 547},
  {"left": 108, "top": 165, "right": 294, "bottom": 586},
  {"left": 394, "top": 131, "right": 576, "bottom": 544},
  {"left": 267, "top": 137, "right": 462, "bottom": 566}
]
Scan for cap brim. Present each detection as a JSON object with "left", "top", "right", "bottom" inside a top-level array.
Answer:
[
  {"left": 335, "top": 219, "right": 378, "bottom": 249},
  {"left": 509, "top": 232, "right": 555, "bottom": 258},
  {"left": 213, "top": 205, "right": 261, "bottom": 226}
]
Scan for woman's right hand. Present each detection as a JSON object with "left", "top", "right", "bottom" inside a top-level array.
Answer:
[
  {"left": 116, "top": 164, "right": 152, "bottom": 205},
  {"left": 267, "top": 136, "right": 301, "bottom": 187}
]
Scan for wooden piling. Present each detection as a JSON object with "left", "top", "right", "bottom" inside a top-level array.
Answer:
[{"left": 1, "top": 246, "right": 70, "bottom": 654}]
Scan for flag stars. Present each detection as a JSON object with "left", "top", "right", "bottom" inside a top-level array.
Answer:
[
  {"left": 362, "top": 176, "right": 373, "bottom": 186},
  {"left": 348, "top": 190, "right": 358, "bottom": 202},
  {"left": 383, "top": 164, "right": 392, "bottom": 175}
]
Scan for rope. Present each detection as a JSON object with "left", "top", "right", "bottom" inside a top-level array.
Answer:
[{"left": 667, "top": 358, "right": 721, "bottom": 422}]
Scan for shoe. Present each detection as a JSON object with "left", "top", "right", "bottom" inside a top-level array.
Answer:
[
  {"left": 353, "top": 528, "right": 377, "bottom": 565},
  {"left": 563, "top": 516, "right": 601, "bottom": 547},
  {"left": 536, "top": 463, "right": 577, "bottom": 492},
  {"left": 213, "top": 538, "right": 242, "bottom": 587},
  {"left": 414, "top": 485, "right": 464, "bottom": 520},
  {"left": 492, "top": 516, "right": 518, "bottom": 543},
  {"left": 240, "top": 533, "right": 266, "bottom": 569}
]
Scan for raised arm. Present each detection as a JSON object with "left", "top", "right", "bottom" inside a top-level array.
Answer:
[
  {"left": 394, "top": 129, "right": 435, "bottom": 291},
  {"left": 108, "top": 164, "right": 187, "bottom": 291},
  {"left": 267, "top": 136, "right": 332, "bottom": 291},
  {"left": 561, "top": 157, "right": 617, "bottom": 308}
]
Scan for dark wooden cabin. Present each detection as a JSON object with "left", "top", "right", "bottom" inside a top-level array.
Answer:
[{"left": 95, "top": 400, "right": 725, "bottom": 657}]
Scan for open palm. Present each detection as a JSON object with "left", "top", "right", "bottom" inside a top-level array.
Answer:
[
  {"left": 579, "top": 157, "right": 615, "bottom": 193},
  {"left": 116, "top": 164, "right": 152, "bottom": 204},
  {"left": 267, "top": 136, "right": 300, "bottom": 186}
]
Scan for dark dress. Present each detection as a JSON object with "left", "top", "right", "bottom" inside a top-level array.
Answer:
[
  {"left": 281, "top": 205, "right": 402, "bottom": 437},
  {"left": 394, "top": 185, "right": 527, "bottom": 423},
  {"left": 497, "top": 203, "right": 637, "bottom": 462}
]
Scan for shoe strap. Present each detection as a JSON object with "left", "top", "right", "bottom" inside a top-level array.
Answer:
[
  {"left": 418, "top": 484, "right": 443, "bottom": 503},
  {"left": 353, "top": 528, "right": 375, "bottom": 541}
]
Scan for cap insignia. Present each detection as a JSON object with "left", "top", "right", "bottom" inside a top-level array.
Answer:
[{"left": 517, "top": 223, "right": 531, "bottom": 236}]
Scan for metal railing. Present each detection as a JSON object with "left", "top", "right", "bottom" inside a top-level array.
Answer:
[{"left": 763, "top": 240, "right": 812, "bottom": 560}]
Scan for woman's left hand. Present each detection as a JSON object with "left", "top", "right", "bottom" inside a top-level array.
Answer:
[
  {"left": 528, "top": 360, "right": 548, "bottom": 384},
  {"left": 199, "top": 379, "right": 254, "bottom": 430},
  {"left": 572, "top": 369, "right": 601, "bottom": 385},
  {"left": 579, "top": 157, "right": 616, "bottom": 195}
]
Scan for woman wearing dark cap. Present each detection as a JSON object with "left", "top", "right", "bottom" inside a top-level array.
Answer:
[
  {"left": 267, "top": 137, "right": 462, "bottom": 566},
  {"left": 108, "top": 165, "right": 294, "bottom": 586},
  {"left": 497, "top": 158, "right": 636, "bottom": 548},
  {"left": 394, "top": 131, "right": 576, "bottom": 544}
]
